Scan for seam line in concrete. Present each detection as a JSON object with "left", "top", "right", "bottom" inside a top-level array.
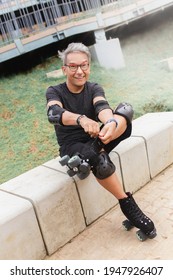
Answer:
[
  {"left": 112, "top": 150, "right": 126, "bottom": 192},
  {"left": 42, "top": 164, "right": 67, "bottom": 175},
  {"left": 132, "top": 135, "right": 152, "bottom": 179}
]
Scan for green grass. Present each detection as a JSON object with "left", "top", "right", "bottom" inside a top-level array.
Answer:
[
  {"left": 0, "top": 58, "right": 60, "bottom": 183},
  {"left": 1, "top": 14, "right": 173, "bottom": 184}
]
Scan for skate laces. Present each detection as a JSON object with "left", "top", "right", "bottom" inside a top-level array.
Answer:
[
  {"left": 127, "top": 197, "right": 146, "bottom": 221},
  {"left": 123, "top": 193, "right": 150, "bottom": 223},
  {"left": 120, "top": 193, "right": 155, "bottom": 235}
]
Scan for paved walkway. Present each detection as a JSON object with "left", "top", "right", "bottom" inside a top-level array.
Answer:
[{"left": 45, "top": 164, "right": 173, "bottom": 260}]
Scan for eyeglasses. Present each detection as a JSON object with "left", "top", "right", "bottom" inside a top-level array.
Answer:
[{"left": 65, "top": 63, "right": 89, "bottom": 72}]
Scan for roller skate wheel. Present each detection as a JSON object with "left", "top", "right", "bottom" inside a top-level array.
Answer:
[
  {"left": 146, "top": 227, "right": 157, "bottom": 239},
  {"left": 122, "top": 219, "right": 134, "bottom": 231},
  {"left": 67, "top": 169, "right": 76, "bottom": 177},
  {"left": 68, "top": 155, "right": 81, "bottom": 168},
  {"left": 79, "top": 162, "right": 90, "bottom": 173},
  {"left": 59, "top": 155, "right": 70, "bottom": 166},
  {"left": 77, "top": 171, "right": 90, "bottom": 180},
  {"left": 136, "top": 230, "right": 147, "bottom": 242},
  {"left": 149, "top": 229, "right": 157, "bottom": 239}
]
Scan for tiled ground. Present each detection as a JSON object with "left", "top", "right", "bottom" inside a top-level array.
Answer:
[{"left": 45, "top": 164, "right": 173, "bottom": 260}]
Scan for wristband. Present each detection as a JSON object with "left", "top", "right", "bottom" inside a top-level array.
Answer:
[
  {"left": 105, "top": 118, "right": 118, "bottom": 128},
  {"left": 76, "top": 115, "right": 86, "bottom": 125}
]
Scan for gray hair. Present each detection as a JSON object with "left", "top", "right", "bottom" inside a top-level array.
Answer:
[{"left": 58, "top": 42, "right": 91, "bottom": 65}]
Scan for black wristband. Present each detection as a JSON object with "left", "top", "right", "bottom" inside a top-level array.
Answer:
[
  {"left": 76, "top": 115, "right": 86, "bottom": 125},
  {"left": 105, "top": 118, "right": 118, "bottom": 127}
]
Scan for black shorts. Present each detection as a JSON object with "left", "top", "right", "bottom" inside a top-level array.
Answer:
[{"left": 59, "top": 124, "right": 132, "bottom": 159}]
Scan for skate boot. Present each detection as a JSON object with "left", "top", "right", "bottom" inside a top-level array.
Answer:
[{"left": 119, "top": 192, "right": 157, "bottom": 241}]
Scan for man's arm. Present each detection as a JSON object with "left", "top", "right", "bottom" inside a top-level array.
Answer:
[
  {"left": 93, "top": 96, "right": 127, "bottom": 144},
  {"left": 47, "top": 100, "right": 80, "bottom": 126},
  {"left": 47, "top": 100, "right": 100, "bottom": 137}
]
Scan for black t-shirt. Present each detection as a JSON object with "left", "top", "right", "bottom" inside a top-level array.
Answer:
[{"left": 46, "top": 81, "right": 106, "bottom": 146}]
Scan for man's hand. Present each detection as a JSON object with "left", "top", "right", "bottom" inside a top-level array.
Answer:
[
  {"left": 99, "top": 115, "right": 127, "bottom": 144},
  {"left": 80, "top": 116, "right": 100, "bottom": 138},
  {"left": 98, "top": 122, "right": 117, "bottom": 144}
]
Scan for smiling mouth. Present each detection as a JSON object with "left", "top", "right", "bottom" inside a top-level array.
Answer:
[{"left": 75, "top": 76, "right": 85, "bottom": 80}]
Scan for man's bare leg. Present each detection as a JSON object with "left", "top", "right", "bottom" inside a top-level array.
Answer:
[{"left": 96, "top": 172, "right": 127, "bottom": 199}]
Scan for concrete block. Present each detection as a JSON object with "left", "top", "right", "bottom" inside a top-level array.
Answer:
[
  {"left": 132, "top": 119, "right": 173, "bottom": 178},
  {"left": 42, "top": 156, "right": 67, "bottom": 174},
  {"left": 0, "top": 166, "right": 86, "bottom": 255},
  {"left": 133, "top": 112, "right": 173, "bottom": 124},
  {"left": 114, "top": 137, "right": 150, "bottom": 193},
  {"left": 46, "top": 69, "right": 63, "bottom": 78},
  {"left": 75, "top": 152, "right": 122, "bottom": 225},
  {"left": 159, "top": 57, "right": 173, "bottom": 72},
  {"left": 90, "top": 38, "right": 125, "bottom": 69},
  {"left": 0, "top": 191, "right": 46, "bottom": 260}
]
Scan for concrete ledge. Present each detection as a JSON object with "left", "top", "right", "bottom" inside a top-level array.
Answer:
[
  {"left": 43, "top": 151, "right": 121, "bottom": 226},
  {"left": 132, "top": 113, "right": 173, "bottom": 177},
  {"left": 75, "top": 152, "right": 122, "bottom": 225},
  {"left": 0, "top": 166, "right": 86, "bottom": 256},
  {"left": 0, "top": 191, "right": 46, "bottom": 260},
  {"left": 114, "top": 136, "right": 150, "bottom": 193},
  {"left": 0, "top": 112, "right": 173, "bottom": 259}
]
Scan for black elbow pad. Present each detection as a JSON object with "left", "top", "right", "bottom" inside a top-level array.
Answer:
[
  {"left": 47, "top": 104, "right": 66, "bottom": 125},
  {"left": 114, "top": 102, "right": 134, "bottom": 124}
]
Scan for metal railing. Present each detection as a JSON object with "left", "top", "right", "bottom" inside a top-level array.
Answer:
[{"left": 0, "top": 0, "right": 136, "bottom": 46}]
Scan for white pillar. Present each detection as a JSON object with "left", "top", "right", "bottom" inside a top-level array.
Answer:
[{"left": 90, "top": 29, "right": 125, "bottom": 70}]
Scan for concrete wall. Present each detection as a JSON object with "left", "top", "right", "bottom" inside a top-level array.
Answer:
[{"left": 0, "top": 112, "right": 173, "bottom": 259}]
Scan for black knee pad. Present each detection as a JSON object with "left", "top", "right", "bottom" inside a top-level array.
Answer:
[{"left": 92, "top": 151, "right": 115, "bottom": 179}]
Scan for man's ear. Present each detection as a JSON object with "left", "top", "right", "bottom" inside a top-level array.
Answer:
[{"left": 62, "top": 66, "right": 66, "bottom": 75}]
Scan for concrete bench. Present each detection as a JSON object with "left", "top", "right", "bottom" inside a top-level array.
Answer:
[
  {"left": 0, "top": 112, "right": 173, "bottom": 259},
  {"left": 132, "top": 112, "right": 173, "bottom": 177},
  {"left": 0, "top": 191, "right": 46, "bottom": 260}
]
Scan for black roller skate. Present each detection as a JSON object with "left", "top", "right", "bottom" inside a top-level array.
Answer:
[
  {"left": 59, "top": 154, "right": 90, "bottom": 180},
  {"left": 59, "top": 137, "right": 104, "bottom": 180},
  {"left": 119, "top": 192, "right": 157, "bottom": 241}
]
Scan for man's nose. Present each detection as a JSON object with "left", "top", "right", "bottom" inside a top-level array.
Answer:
[{"left": 76, "top": 66, "right": 83, "bottom": 73}]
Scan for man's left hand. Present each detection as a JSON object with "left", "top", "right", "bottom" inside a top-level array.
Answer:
[{"left": 98, "top": 122, "right": 117, "bottom": 144}]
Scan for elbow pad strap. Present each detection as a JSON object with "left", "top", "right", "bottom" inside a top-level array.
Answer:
[
  {"left": 47, "top": 104, "right": 66, "bottom": 125},
  {"left": 94, "top": 100, "right": 112, "bottom": 116}
]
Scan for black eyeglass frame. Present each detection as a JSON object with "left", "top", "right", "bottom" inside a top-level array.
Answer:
[{"left": 64, "top": 63, "right": 89, "bottom": 72}]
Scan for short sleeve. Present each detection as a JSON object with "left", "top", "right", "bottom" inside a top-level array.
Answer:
[
  {"left": 46, "top": 85, "right": 62, "bottom": 103},
  {"left": 91, "top": 83, "right": 106, "bottom": 99}
]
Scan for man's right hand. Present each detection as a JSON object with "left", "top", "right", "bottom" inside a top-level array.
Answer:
[{"left": 80, "top": 116, "right": 100, "bottom": 138}]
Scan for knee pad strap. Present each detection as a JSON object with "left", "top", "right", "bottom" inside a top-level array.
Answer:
[{"left": 92, "top": 151, "right": 115, "bottom": 179}]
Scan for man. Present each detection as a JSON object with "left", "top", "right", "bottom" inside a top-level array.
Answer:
[{"left": 46, "top": 42, "right": 156, "bottom": 240}]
